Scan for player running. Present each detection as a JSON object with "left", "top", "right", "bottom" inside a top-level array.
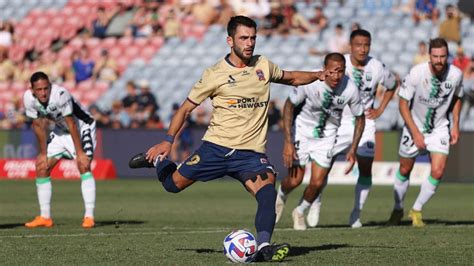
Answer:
[
  {"left": 276, "top": 53, "right": 365, "bottom": 230},
  {"left": 386, "top": 38, "right": 463, "bottom": 227},
  {"left": 24, "top": 72, "right": 97, "bottom": 228},
  {"left": 129, "top": 16, "right": 327, "bottom": 262},
  {"left": 276, "top": 29, "right": 399, "bottom": 228}
]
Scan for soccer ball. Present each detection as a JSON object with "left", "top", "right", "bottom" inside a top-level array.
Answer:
[{"left": 223, "top": 230, "right": 258, "bottom": 263}]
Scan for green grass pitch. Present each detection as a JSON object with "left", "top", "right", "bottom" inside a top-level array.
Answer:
[{"left": 1, "top": 180, "right": 473, "bottom": 264}]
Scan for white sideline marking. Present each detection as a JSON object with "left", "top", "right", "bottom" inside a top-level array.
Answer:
[{"left": 1, "top": 225, "right": 471, "bottom": 239}]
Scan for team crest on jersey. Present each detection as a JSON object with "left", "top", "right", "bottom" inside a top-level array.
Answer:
[
  {"left": 227, "top": 75, "right": 237, "bottom": 87},
  {"left": 186, "top": 154, "right": 200, "bottom": 165},
  {"left": 444, "top": 81, "right": 453, "bottom": 90},
  {"left": 48, "top": 105, "right": 57, "bottom": 112},
  {"left": 256, "top": 69, "right": 265, "bottom": 81},
  {"left": 365, "top": 72, "right": 372, "bottom": 82},
  {"left": 334, "top": 96, "right": 345, "bottom": 106}
]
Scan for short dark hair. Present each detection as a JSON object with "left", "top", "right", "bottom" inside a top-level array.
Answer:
[
  {"left": 324, "top": 52, "right": 346, "bottom": 66},
  {"left": 227, "top": 16, "right": 257, "bottom": 37},
  {"left": 429, "top": 38, "right": 448, "bottom": 53},
  {"left": 30, "top": 71, "right": 49, "bottom": 86},
  {"left": 350, "top": 29, "right": 371, "bottom": 42}
]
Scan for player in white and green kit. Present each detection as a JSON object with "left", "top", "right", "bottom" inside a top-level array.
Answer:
[
  {"left": 277, "top": 30, "right": 398, "bottom": 228},
  {"left": 276, "top": 53, "right": 365, "bottom": 230},
  {"left": 387, "top": 38, "right": 463, "bottom": 227}
]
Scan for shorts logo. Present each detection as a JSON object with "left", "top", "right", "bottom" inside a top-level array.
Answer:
[
  {"left": 256, "top": 69, "right": 265, "bottom": 81},
  {"left": 440, "top": 139, "right": 447, "bottom": 146},
  {"left": 186, "top": 154, "right": 200, "bottom": 165},
  {"left": 260, "top": 158, "right": 268, "bottom": 164},
  {"left": 367, "top": 142, "right": 374, "bottom": 149}
]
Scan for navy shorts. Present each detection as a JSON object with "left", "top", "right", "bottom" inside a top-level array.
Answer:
[{"left": 177, "top": 141, "right": 276, "bottom": 184}]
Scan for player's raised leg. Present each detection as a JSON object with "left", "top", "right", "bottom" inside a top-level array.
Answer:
[{"left": 387, "top": 156, "right": 414, "bottom": 226}]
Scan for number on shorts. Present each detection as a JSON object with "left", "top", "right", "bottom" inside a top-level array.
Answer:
[{"left": 402, "top": 135, "right": 414, "bottom": 147}]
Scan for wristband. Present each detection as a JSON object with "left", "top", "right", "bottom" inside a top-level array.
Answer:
[{"left": 164, "top": 134, "right": 174, "bottom": 144}]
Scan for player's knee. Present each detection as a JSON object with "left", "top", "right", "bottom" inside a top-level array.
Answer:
[
  {"left": 162, "top": 176, "right": 181, "bottom": 193},
  {"left": 399, "top": 165, "right": 412, "bottom": 177},
  {"left": 430, "top": 167, "right": 445, "bottom": 180}
]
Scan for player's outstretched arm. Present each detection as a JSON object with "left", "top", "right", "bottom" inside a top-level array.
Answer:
[
  {"left": 145, "top": 99, "right": 197, "bottom": 162},
  {"left": 277, "top": 70, "right": 327, "bottom": 86},
  {"left": 345, "top": 114, "right": 365, "bottom": 174},
  {"left": 450, "top": 96, "right": 462, "bottom": 145},
  {"left": 399, "top": 98, "right": 425, "bottom": 150},
  {"left": 282, "top": 99, "right": 297, "bottom": 168}
]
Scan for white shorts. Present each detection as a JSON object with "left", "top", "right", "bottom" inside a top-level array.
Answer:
[
  {"left": 398, "top": 126, "right": 450, "bottom": 158},
  {"left": 332, "top": 118, "right": 376, "bottom": 157},
  {"left": 47, "top": 121, "right": 96, "bottom": 159},
  {"left": 294, "top": 130, "right": 336, "bottom": 169}
]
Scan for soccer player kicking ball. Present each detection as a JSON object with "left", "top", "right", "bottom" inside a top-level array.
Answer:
[
  {"left": 276, "top": 29, "right": 398, "bottom": 228},
  {"left": 24, "top": 72, "right": 97, "bottom": 228},
  {"left": 276, "top": 53, "right": 365, "bottom": 230},
  {"left": 129, "top": 16, "right": 327, "bottom": 262},
  {"left": 387, "top": 38, "right": 463, "bottom": 227}
]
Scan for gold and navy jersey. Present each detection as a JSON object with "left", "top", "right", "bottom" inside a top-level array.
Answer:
[{"left": 187, "top": 55, "right": 283, "bottom": 153}]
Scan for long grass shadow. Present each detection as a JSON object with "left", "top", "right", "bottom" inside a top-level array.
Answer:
[
  {"left": 0, "top": 223, "right": 24, "bottom": 229},
  {"left": 95, "top": 220, "right": 145, "bottom": 227},
  {"left": 365, "top": 219, "right": 474, "bottom": 227},
  {"left": 176, "top": 248, "right": 222, "bottom": 254},
  {"left": 290, "top": 244, "right": 349, "bottom": 257}
]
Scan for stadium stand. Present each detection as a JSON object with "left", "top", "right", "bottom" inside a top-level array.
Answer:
[{"left": 0, "top": 0, "right": 472, "bottom": 131}]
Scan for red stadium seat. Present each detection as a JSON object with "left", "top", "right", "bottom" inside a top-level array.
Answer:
[
  {"left": 133, "top": 37, "right": 149, "bottom": 49},
  {"left": 124, "top": 46, "right": 140, "bottom": 59},
  {"left": 108, "top": 46, "right": 123, "bottom": 58},
  {"left": 11, "top": 81, "right": 27, "bottom": 92},
  {"left": 94, "top": 81, "right": 109, "bottom": 93},
  {"left": 139, "top": 45, "right": 157, "bottom": 61},
  {"left": 101, "top": 37, "right": 117, "bottom": 49},
  {"left": 0, "top": 82, "right": 9, "bottom": 91},
  {"left": 61, "top": 80, "right": 76, "bottom": 91},
  {"left": 69, "top": 38, "right": 85, "bottom": 50},
  {"left": 149, "top": 36, "right": 164, "bottom": 49},
  {"left": 85, "top": 38, "right": 101, "bottom": 50},
  {"left": 118, "top": 36, "right": 134, "bottom": 48}
]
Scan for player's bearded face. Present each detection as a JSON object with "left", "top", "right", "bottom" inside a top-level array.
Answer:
[
  {"left": 324, "top": 60, "right": 345, "bottom": 88},
  {"left": 230, "top": 26, "right": 256, "bottom": 61},
  {"left": 430, "top": 47, "right": 448, "bottom": 75},
  {"left": 350, "top": 36, "right": 370, "bottom": 63},
  {"left": 31, "top": 79, "right": 52, "bottom": 104}
]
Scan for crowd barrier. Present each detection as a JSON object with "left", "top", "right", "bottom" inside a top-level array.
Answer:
[{"left": 0, "top": 129, "right": 472, "bottom": 183}]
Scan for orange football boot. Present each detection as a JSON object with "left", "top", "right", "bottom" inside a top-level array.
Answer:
[
  {"left": 25, "top": 216, "right": 54, "bottom": 228},
  {"left": 82, "top": 217, "right": 95, "bottom": 228}
]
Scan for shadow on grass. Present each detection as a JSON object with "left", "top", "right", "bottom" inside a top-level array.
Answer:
[
  {"left": 95, "top": 220, "right": 145, "bottom": 227},
  {"left": 364, "top": 219, "right": 474, "bottom": 227},
  {"left": 176, "top": 248, "right": 222, "bottom": 254},
  {"left": 0, "top": 223, "right": 24, "bottom": 229},
  {"left": 290, "top": 244, "right": 349, "bottom": 257}
]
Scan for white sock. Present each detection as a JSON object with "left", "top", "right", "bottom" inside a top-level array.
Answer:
[
  {"left": 81, "top": 173, "right": 96, "bottom": 218},
  {"left": 394, "top": 174, "right": 410, "bottom": 210},
  {"left": 296, "top": 199, "right": 311, "bottom": 214},
  {"left": 412, "top": 176, "right": 439, "bottom": 211},
  {"left": 277, "top": 185, "right": 288, "bottom": 201},
  {"left": 36, "top": 177, "right": 52, "bottom": 218},
  {"left": 353, "top": 182, "right": 371, "bottom": 211}
]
